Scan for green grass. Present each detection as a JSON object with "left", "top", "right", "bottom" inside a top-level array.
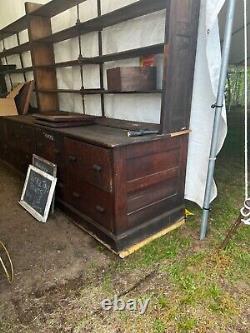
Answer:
[{"left": 153, "top": 319, "right": 166, "bottom": 333}]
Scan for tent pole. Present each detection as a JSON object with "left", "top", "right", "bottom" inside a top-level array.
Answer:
[{"left": 200, "top": 0, "right": 236, "bottom": 240}]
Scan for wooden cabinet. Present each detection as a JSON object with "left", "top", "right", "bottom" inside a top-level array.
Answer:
[
  {"left": 0, "top": 116, "right": 188, "bottom": 252},
  {"left": 0, "top": 0, "right": 200, "bottom": 253}
]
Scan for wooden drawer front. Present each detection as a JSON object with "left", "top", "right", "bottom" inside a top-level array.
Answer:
[
  {"left": 66, "top": 182, "right": 113, "bottom": 231},
  {"left": 36, "top": 128, "right": 59, "bottom": 163},
  {"left": 65, "top": 138, "right": 112, "bottom": 192},
  {"left": 126, "top": 149, "right": 180, "bottom": 181},
  {"left": 36, "top": 128, "right": 66, "bottom": 198},
  {"left": 7, "top": 122, "right": 35, "bottom": 153}
]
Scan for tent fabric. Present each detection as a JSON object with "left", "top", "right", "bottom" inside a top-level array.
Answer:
[
  {"left": 219, "top": 0, "right": 250, "bottom": 65},
  {"left": 185, "top": 0, "right": 228, "bottom": 207},
  {"left": 0, "top": 0, "right": 249, "bottom": 208}
]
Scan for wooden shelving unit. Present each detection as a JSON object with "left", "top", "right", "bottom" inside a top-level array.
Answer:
[
  {"left": 0, "top": 0, "right": 167, "bottom": 113},
  {"left": 0, "top": 0, "right": 200, "bottom": 132}
]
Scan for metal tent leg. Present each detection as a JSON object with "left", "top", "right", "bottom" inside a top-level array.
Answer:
[{"left": 200, "top": 0, "right": 236, "bottom": 240}]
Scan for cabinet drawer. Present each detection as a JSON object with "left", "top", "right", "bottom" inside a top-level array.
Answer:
[
  {"left": 7, "top": 122, "right": 35, "bottom": 153},
  {"left": 65, "top": 138, "right": 113, "bottom": 192},
  {"left": 36, "top": 128, "right": 60, "bottom": 163},
  {"left": 66, "top": 182, "right": 113, "bottom": 231}
]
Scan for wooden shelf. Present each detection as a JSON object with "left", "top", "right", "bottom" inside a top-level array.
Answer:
[
  {"left": 0, "top": 16, "right": 28, "bottom": 40},
  {"left": 31, "top": 0, "right": 87, "bottom": 18},
  {"left": 5, "top": 66, "right": 33, "bottom": 74},
  {"left": 93, "top": 43, "right": 164, "bottom": 63},
  {"left": 0, "top": 0, "right": 88, "bottom": 40},
  {"left": 35, "top": 0, "right": 167, "bottom": 44},
  {"left": 36, "top": 88, "right": 162, "bottom": 95},
  {"left": 34, "top": 43, "right": 164, "bottom": 69},
  {"left": 103, "top": 90, "right": 163, "bottom": 95},
  {"left": 0, "top": 64, "right": 16, "bottom": 72},
  {"left": 0, "top": 42, "right": 30, "bottom": 58}
]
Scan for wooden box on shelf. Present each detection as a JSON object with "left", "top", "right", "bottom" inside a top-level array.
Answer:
[{"left": 107, "top": 66, "right": 157, "bottom": 92}]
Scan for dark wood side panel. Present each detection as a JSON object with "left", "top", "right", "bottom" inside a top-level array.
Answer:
[
  {"left": 160, "top": 0, "right": 201, "bottom": 133},
  {"left": 125, "top": 135, "right": 187, "bottom": 230}
]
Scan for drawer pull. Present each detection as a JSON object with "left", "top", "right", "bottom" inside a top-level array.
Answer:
[
  {"left": 54, "top": 149, "right": 60, "bottom": 155},
  {"left": 72, "top": 192, "right": 80, "bottom": 199},
  {"left": 93, "top": 164, "right": 102, "bottom": 172},
  {"left": 58, "top": 182, "right": 64, "bottom": 189},
  {"left": 96, "top": 205, "right": 105, "bottom": 213},
  {"left": 69, "top": 155, "right": 77, "bottom": 162}
]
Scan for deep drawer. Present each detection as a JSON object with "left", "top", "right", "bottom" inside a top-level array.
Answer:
[
  {"left": 65, "top": 181, "right": 113, "bottom": 231},
  {"left": 64, "top": 138, "right": 113, "bottom": 192}
]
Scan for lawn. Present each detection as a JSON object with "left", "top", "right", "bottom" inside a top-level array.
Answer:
[{"left": 0, "top": 109, "right": 249, "bottom": 333}]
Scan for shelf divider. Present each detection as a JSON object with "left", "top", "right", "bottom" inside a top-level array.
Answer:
[{"left": 25, "top": 2, "right": 59, "bottom": 113}]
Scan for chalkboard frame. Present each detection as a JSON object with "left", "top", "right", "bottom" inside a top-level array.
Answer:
[
  {"left": 19, "top": 165, "right": 57, "bottom": 223},
  {"left": 32, "top": 154, "right": 57, "bottom": 177}
]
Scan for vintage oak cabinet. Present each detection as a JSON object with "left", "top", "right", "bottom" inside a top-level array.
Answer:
[{"left": 0, "top": 0, "right": 200, "bottom": 251}]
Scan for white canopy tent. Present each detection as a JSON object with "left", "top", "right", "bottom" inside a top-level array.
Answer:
[{"left": 0, "top": 0, "right": 249, "bottom": 237}]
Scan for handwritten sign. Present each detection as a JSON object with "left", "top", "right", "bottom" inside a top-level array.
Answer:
[
  {"left": 19, "top": 165, "right": 57, "bottom": 223},
  {"left": 32, "top": 154, "right": 57, "bottom": 214}
]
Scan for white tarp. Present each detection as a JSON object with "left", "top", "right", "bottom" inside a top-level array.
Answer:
[
  {"left": 185, "top": 0, "right": 228, "bottom": 207},
  {"left": 0, "top": 0, "right": 248, "bottom": 207}
]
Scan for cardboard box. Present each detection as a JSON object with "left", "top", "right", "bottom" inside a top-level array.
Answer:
[
  {"left": 107, "top": 67, "right": 157, "bottom": 92},
  {"left": 0, "top": 83, "right": 25, "bottom": 117}
]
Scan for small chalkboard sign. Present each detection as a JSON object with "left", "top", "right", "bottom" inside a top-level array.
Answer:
[
  {"left": 32, "top": 154, "right": 57, "bottom": 176},
  {"left": 19, "top": 165, "right": 57, "bottom": 223},
  {"left": 32, "top": 154, "right": 57, "bottom": 214}
]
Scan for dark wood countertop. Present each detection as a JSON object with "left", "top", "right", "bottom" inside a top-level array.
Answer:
[{"left": 2, "top": 115, "right": 171, "bottom": 148}]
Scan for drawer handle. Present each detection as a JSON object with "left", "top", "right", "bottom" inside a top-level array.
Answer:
[
  {"left": 54, "top": 149, "right": 60, "bottom": 155},
  {"left": 96, "top": 205, "right": 105, "bottom": 213},
  {"left": 69, "top": 155, "right": 77, "bottom": 162},
  {"left": 93, "top": 164, "right": 102, "bottom": 172},
  {"left": 58, "top": 182, "right": 64, "bottom": 189},
  {"left": 73, "top": 192, "right": 80, "bottom": 199}
]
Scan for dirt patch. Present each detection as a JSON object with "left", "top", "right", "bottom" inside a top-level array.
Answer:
[{"left": 0, "top": 161, "right": 112, "bottom": 331}]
